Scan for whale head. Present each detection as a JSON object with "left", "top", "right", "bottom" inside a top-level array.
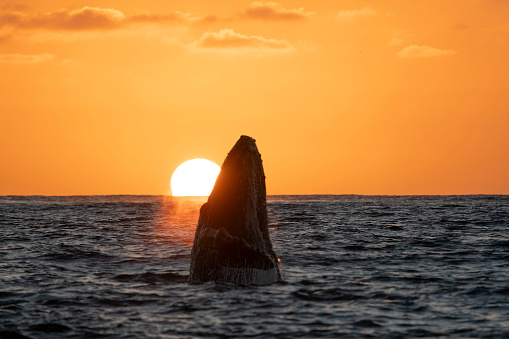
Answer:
[{"left": 189, "top": 136, "right": 281, "bottom": 284}]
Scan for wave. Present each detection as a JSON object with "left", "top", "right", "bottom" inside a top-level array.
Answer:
[{"left": 113, "top": 271, "right": 188, "bottom": 284}]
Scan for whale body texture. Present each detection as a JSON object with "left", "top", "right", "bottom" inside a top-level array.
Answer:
[{"left": 189, "top": 136, "right": 282, "bottom": 285}]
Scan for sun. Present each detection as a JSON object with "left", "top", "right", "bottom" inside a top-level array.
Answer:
[{"left": 171, "top": 159, "right": 221, "bottom": 196}]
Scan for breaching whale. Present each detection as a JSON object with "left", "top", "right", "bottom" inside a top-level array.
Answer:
[{"left": 189, "top": 136, "right": 282, "bottom": 285}]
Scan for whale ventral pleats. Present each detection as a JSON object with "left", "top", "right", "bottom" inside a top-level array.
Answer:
[{"left": 189, "top": 135, "right": 281, "bottom": 285}]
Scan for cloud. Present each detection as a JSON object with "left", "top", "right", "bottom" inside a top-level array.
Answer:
[
  {"left": 241, "top": 2, "right": 313, "bottom": 21},
  {"left": 397, "top": 45, "right": 457, "bottom": 58},
  {"left": 0, "top": 53, "right": 54, "bottom": 64},
  {"left": 1, "top": 3, "right": 29, "bottom": 11},
  {"left": 191, "top": 29, "right": 293, "bottom": 53},
  {"left": 128, "top": 11, "right": 216, "bottom": 25},
  {"left": 0, "top": 7, "right": 215, "bottom": 32},
  {"left": 1, "top": 7, "right": 125, "bottom": 30},
  {"left": 336, "top": 8, "right": 377, "bottom": 21},
  {"left": 51, "top": 7, "right": 125, "bottom": 30}
]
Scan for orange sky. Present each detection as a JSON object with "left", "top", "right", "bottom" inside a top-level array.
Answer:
[{"left": 1, "top": 0, "right": 508, "bottom": 195}]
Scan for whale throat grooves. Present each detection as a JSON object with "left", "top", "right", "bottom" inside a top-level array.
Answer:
[{"left": 189, "top": 135, "right": 282, "bottom": 285}]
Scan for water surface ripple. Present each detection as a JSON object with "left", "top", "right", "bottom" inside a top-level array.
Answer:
[{"left": 1, "top": 195, "right": 508, "bottom": 338}]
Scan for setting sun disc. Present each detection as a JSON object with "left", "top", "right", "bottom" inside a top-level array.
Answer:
[{"left": 171, "top": 159, "right": 220, "bottom": 196}]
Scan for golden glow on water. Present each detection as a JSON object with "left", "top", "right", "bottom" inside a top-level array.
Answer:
[{"left": 156, "top": 196, "right": 207, "bottom": 245}]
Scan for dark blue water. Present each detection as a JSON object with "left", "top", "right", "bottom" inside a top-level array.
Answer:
[{"left": 1, "top": 195, "right": 508, "bottom": 338}]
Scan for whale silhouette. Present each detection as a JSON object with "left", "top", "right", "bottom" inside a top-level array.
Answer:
[{"left": 189, "top": 136, "right": 282, "bottom": 285}]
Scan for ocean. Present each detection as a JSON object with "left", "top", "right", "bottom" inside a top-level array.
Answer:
[{"left": 1, "top": 195, "right": 508, "bottom": 338}]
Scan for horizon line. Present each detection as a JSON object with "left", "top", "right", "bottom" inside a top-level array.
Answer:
[{"left": 1, "top": 193, "right": 508, "bottom": 197}]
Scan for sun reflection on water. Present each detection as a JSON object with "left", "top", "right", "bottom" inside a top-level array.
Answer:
[{"left": 153, "top": 196, "right": 207, "bottom": 246}]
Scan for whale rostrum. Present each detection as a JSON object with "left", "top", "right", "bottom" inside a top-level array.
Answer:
[{"left": 189, "top": 136, "right": 282, "bottom": 285}]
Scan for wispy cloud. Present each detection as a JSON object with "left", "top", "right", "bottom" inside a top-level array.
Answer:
[
  {"left": 0, "top": 53, "right": 54, "bottom": 64},
  {"left": 240, "top": 2, "right": 313, "bottom": 21},
  {"left": 128, "top": 11, "right": 216, "bottom": 25},
  {"left": 1, "top": 7, "right": 125, "bottom": 30},
  {"left": 336, "top": 8, "right": 376, "bottom": 21},
  {"left": 0, "top": 2, "right": 29, "bottom": 11},
  {"left": 0, "top": 6, "right": 215, "bottom": 32},
  {"left": 397, "top": 45, "right": 457, "bottom": 58},
  {"left": 191, "top": 29, "right": 293, "bottom": 54}
]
